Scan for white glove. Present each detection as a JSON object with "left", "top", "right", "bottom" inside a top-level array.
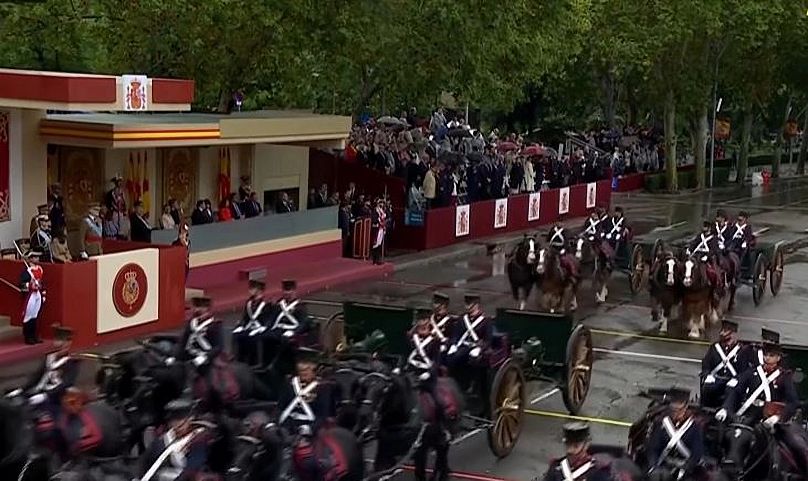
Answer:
[
  {"left": 742, "top": 241, "right": 747, "bottom": 249},
  {"left": 193, "top": 355, "right": 207, "bottom": 367},
  {"left": 80, "top": 251, "right": 89, "bottom": 260},
  {"left": 727, "top": 378, "right": 738, "bottom": 388},
  {"left": 615, "top": 234, "right": 621, "bottom": 241},
  {"left": 763, "top": 415, "right": 780, "bottom": 429},
  {"left": 606, "top": 233, "right": 612, "bottom": 240},
  {"left": 447, "top": 345, "right": 458, "bottom": 355},
  {"left": 29, "top": 393, "right": 47, "bottom": 406},
  {"left": 418, "top": 372, "right": 431, "bottom": 381},
  {"left": 715, "top": 408, "right": 728, "bottom": 422},
  {"left": 703, "top": 374, "right": 716, "bottom": 384},
  {"left": 6, "top": 388, "right": 22, "bottom": 398},
  {"left": 283, "top": 330, "right": 294, "bottom": 338},
  {"left": 439, "top": 344, "right": 446, "bottom": 352},
  {"left": 470, "top": 346, "right": 481, "bottom": 358},
  {"left": 232, "top": 326, "right": 244, "bottom": 334},
  {"left": 165, "top": 357, "right": 176, "bottom": 366}
]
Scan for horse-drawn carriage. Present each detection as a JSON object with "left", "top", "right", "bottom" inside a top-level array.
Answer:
[
  {"left": 573, "top": 228, "right": 646, "bottom": 296},
  {"left": 324, "top": 302, "right": 594, "bottom": 458}
]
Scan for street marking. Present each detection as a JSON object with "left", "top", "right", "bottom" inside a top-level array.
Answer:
[
  {"left": 591, "top": 328, "right": 710, "bottom": 346},
  {"left": 530, "top": 387, "right": 561, "bottom": 405},
  {"left": 593, "top": 347, "right": 701, "bottom": 364},
  {"left": 524, "top": 409, "right": 632, "bottom": 428}
]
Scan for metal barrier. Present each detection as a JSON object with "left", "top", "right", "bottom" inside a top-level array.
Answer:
[{"left": 352, "top": 218, "right": 371, "bottom": 259}]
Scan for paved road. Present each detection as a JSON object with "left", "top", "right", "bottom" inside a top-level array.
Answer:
[{"left": 6, "top": 178, "right": 808, "bottom": 481}]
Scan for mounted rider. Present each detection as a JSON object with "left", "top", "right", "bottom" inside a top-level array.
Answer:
[
  {"left": 173, "top": 297, "right": 224, "bottom": 370},
  {"left": 728, "top": 211, "right": 756, "bottom": 269},
  {"left": 686, "top": 221, "right": 723, "bottom": 298},
  {"left": 278, "top": 355, "right": 339, "bottom": 435},
  {"left": 267, "top": 279, "right": 312, "bottom": 376},
  {"left": 646, "top": 388, "right": 705, "bottom": 481},
  {"left": 541, "top": 423, "right": 615, "bottom": 481},
  {"left": 578, "top": 210, "right": 607, "bottom": 262},
  {"left": 408, "top": 309, "right": 453, "bottom": 425},
  {"left": 138, "top": 398, "right": 217, "bottom": 481},
  {"left": 447, "top": 294, "right": 493, "bottom": 396},
  {"left": 700, "top": 320, "right": 755, "bottom": 408},
  {"left": 233, "top": 279, "right": 270, "bottom": 365},
  {"left": 603, "top": 206, "right": 629, "bottom": 259},
  {"left": 713, "top": 210, "right": 739, "bottom": 300},
  {"left": 547, "top": 219, "right": 579, "bottom": 282},
  {"left": 429, "top": 292, "right": 455, "bottom": 350}
]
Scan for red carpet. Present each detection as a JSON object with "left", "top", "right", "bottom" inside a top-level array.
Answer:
[
  {"left": 0, "top": 339, "right": 55, "bottom": 365},
  {"left": 195, "top": 257, "right": 393, "bottom": 314}
]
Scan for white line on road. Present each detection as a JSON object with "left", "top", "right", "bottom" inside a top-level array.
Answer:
[
  {"left": 593, "top": 347, "right": 701, "bottom": 364},
  {"left": 530, "top": 387, "right": 561, "bottom": 405}
]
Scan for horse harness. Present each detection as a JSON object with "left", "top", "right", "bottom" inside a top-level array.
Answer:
[
  {"left": 35, "top": 352, "right": 68, "bottom": 392},
  {"left": 233, "top": 298, "right": 267, "bottom": 336},
  {"left": 658, "top": 416, "right": 695, "bottom": 463},
  {"left": 186, "top": 315, "right": 215, "bottom": 357},
  {"left": 273, "top": 298, "right": 301, "bottom": 333},
  {"left": 559, "top": 457, "right": 593, "bottom": 481},
  {"left": 408, "top": 333, "right": 436, "bottom": 370},
  {"left": 281, "top": 376, "right": 319, "bottom": 424},
  {"left": 737, "top": 365, "right": 782, "bottom": 416}
]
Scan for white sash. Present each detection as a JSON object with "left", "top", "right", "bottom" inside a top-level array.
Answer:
[
  {"left": 454, "top": 314, "right": 485, "bottom": 347},
  {"left": 732, "top": 224, "right": 747, "bottom": 240},
  {"left": 234, "top": 299, "right": 266, "bottom": 335},
  {"left": 661, "top": 416, "right": 694, "bottom": 460},
  {"left": 273, "top": 299, "right": 300, "bottom": 331},
  {"left": 430, "top": 315, "right": 451, "bottom": 342},
  {"left": 606, "top": 217, "right": 624, "bottom": 239},
  {"left": 715, "top": 223, "right": 727, "bottom": 250},
  {"left": 560, "top": 458, "right": 593, "bottom": 481},
  {"left": 550, "top": 228, "right": 565, "bottom": 246},
  {"left": 582, "top": 218, "right": 601, "bottom": 237},
  {"left": 140, "top": 428, "right": 205, "bottom": 481},
  {"left": 693, "top": 234, "right": 714, "bottom": 254},
  {"left": 408, "top": 333, "right": 435, "bottom": 370},
  {"left": 187, "top": 316, "right": 214, "bottom": 354},
  {"left": 710, "top": 343, "right": 740, "bottom": 377},
  {"left": 737, "top": 366, "right": 781, "bottom": 416},
  {"left": 280, "top": 377, "right": 317, "bottom": 423}
]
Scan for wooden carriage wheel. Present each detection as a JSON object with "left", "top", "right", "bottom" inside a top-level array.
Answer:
[
  {"left": 752, "top": 254, "right": 768, "bottom": 306},
  {"left": 320, "top": 312, "right": 346, "bottom": 355},
  {"left": 561, "top": 324, "right": 593, "bottom": 414},
  {"left": 628, "top": 244, "right": 645, "bottom": 294},
  {"left": 770, "top": 245, "right": 784, "bottom": 297},
  {"left": 486, "top": 359, "right": 526, "bottom": 458}
]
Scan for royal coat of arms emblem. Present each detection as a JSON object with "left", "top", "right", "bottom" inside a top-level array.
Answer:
[{"left": 112, "top": 263, "right": 148, "bottom": 317}]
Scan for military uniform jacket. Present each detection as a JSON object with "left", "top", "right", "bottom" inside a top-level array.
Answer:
[
  {"left": 729, "top": 222, "right": 755, "bottom": 253},
  {"left": 407, "top": 332, "right": 443, "bottom": 373},
  {"left": 687, "top": 233, "right": 719, "bottom": 258},
  {"left": 138, "top": 427, "right": 212, "bottom": 479},
  {"left": 603, "top": 216, "right": 627, "bottom": 243},
  {"left": 269, "top": 298, "right": 311, "bottom": 338},
  {"left": 723, "top": 364, "right": 798, "bottom": 420},
  {"left": 712, "top": 222, "right": 732, "bottom": 252},
  {"left": 278, "top": 377, "right": 339, "bottom": 430},
  {"left": 547, "top": 226, "right": 567, "bottom": 249},
  {"left": 177, "top": 315, "right": 224, "bottom": 361},
  {"left": 701, "top": 341, "right": 755, "bottom": 383},
  {"left": 31, "top": 229, "right": 53, "bottom": 263},
  {"left": 449, "top": 313, "right": 493, "bottom": 349},
  {"left": 542, "top": 455, "right": 614, "bottom": 481},
  {"left": 580, "top": 217, "right": 603, "bottom": 241},
  {"left": 647, "top": 413, "right": 704, "bottom": 470},
  {"left": 235, "top": 297, "right": 270, "bottom": 335}
]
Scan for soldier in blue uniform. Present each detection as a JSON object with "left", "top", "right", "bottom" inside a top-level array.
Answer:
[
  {"left": 429, "top": 292, "right": 455, "bottom": 351},
  {"left": 447, "top": 294, "right": 493, "bottom": 398},
  {"left": 541, "top": 423, "right": 615, "bottom": 481},
  {"left": 729, "top": 211, "right": 756, "bottom": 273},
  {"left": 603, "top": 207, "right": 629, "bottom": 251},
  {"left": 547, "top": 219, "right": 579, "bottom": 282},
  {"left": 700, "top": 320, "right": 755, "bottom": 408},
  {"left": 278, "top": 354, "right": 339, "bottom": 436},
  {"left": 233, "top": 279, "right": 270, "bottom": 366},
  {"left": 266, "top": 279, "right": 312, "bottom": 376},
  {"left": 712, "top": 209, "right": 732, "bottom": 253},
  {"left": 138, "top": 398, "right": 216, "bottom": 481},
  {"left": 173, "top": 297, "right": 224, "bottom": 371},
  {"left": 646, "top": 388, "right": 705, "bottom": 481}
]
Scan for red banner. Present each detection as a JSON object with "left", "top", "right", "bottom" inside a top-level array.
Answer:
[{"left": 0, "top": 112, "right": 9, "bottom": 222}]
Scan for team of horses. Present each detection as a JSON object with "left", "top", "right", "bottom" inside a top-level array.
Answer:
[{"left": 507, "top": 233, "right": 737, "bottom": 339}]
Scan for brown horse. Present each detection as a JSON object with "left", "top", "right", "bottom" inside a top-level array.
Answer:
[
  {"left": 679, "top": 256, "right": 716, "bottom": 339},
  {"left": 648, "top": 252, "right": 681, "bottom": 334},
  {"left": 574, "top": 235, "right": 611, "bottom": 305},
  {"left": 536, "top": 244, "right": 580, "bottom": 313}
]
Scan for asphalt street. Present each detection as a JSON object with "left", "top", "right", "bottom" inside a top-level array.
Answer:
[{"left": 6, "top": 177, "right": 808, "bottom": 481}]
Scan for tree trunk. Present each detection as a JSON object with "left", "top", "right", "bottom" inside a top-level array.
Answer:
[
  {"left": 798, "top": 105, "right": 808, "bottom": 176},
  {"left": 600, "top": 70, "right": 617, "bottom": 129},
  {"left": 664, "top": 90, "right": 678, "bottom": 191},
  {"left": 737, "top": 106, "right": 754, "bottom": 183},
  {"left": 217, "top": 89, "right": 231, "bottom": 113},
  {"left": 690, "top": 106, "right": 709, "bottom": 189},
  {"left": 772, "top": 96, "right": 792, "bottom": 178}
]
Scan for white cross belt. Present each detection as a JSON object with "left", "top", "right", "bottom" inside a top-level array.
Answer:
[
  {"left": 452, "top": 314, "right": 485, "bottom": 348},
  {"left": 737, "top": 366, "right": 781, "bottom": 416},
  {"left": 280, "top": 377, "right": 317, "bottom": 424},
  {"left": 408, "top": 333, "right": 435, "bottom": 370},
  {"left": 560, "top": 458, "right": 593, "bottom": 481},
  {"left": 273, "top": 299, "right": 300, "bottom": 331},
  {"left": 710, "top": 343, "right": 740, "bottom": 377},
  {"left": 661, "top": 416, "right": 694, "bottom": 460}
]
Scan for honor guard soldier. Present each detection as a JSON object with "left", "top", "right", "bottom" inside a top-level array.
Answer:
[
  {"left": 447, "top": 294, "right": 492, "bottom": 397},
  {"left": 542, "top": 423, "right": 615, "bottom": 481},
  {"left": 429, "top": 292, "right": 454, "bottom": 350},
  {"left": 20, "top": 250, "right": 45, "bottom": 344},
  {"left": 78, "top": 202, "right": 104, "bottom": 259},
  {"left": 138, "top": 398, "right": 215, "bottom": 481},
  {"left": 687, "top": 222, "right": 719, "bottom": 261},
  {"left": 233, "top": 279, "right": 269, "bottom": 365},
  {"left": 716, "top": 329, "right": 798, "bottom": 428},
  {"left": 547, "top": 219, "right": 580, "bottom": 282},
  {"left": 267, "top": 279, "right": 312, "bottom": 375},
  {"left": 729, "top": 211, "right": 755, "bottom": 263},
  {"left": 713, "top": 210, "right": 732, "bottom": 253},
  {"left": 646, "top": 388, "right": 705, "bottom": 481},
  {"left": 31, "top": 214, "right": 53, "bottom": 263},
  {"left": 173, "top": 297, "right": 224, "bottom": 370},
  {"left": 701, "top": 320, "right": 754, "bottom": 408},
  {"left": 604, "top": 207, "right": 629, "bottom": 247},
  {"left": 279, "top": 354, "right": 339, "bottom": 435}
]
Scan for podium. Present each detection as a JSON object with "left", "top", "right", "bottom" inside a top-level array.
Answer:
[{"left": 0, "top": 240, "right": 186, "bottom": 349}]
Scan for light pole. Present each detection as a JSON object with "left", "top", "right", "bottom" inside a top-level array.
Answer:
[{"left": 710, "top": 94, "right": 722, "bottom": 188}]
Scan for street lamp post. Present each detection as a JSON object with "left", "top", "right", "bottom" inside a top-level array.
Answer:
[{"left": 710, "top": 93, "right": 722, "bottom": 188}]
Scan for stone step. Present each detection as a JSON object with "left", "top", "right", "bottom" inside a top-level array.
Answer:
[
  {"left": 0, "top": 324, "right": 21, "bottom": 343},
  {"left": 0, "top": 315, "right": 9, "bottom": 328}
]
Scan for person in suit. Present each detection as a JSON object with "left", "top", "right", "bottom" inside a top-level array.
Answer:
[
  {"left": 229, "top": 193, "right": 245, "bottom": 220},
  {"left": 338, "top": 199, "right": 353, "bottom": 257},
  {"left": 129, "top": 201, "right": 154, "bottom": 243},
  {"left": 49, "top": 183, "right": 66, "bottom": 235},
  {"left": 172, "top": 222, "right": 191, "bottom": 280},
  {"left": 168, "top": 198, "right": 183, "bottom": 226},
  {"left": 275, "top": 192, "right": 295, "bottom": 213},
  {"left": 191, "top": 200, "right": 211, "bottom": 225},
  {"left": 244, "top": 191, "right": 263, "bottom": 218}
]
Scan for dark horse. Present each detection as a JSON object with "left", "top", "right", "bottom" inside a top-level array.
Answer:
[
  {"left": 680, "top": 255, "right": 718, "bottom": 339},
  {"left": 536, "top": 243, "right": 580, "bottom": 313},
  {"left": 573, "top": 234, "right": 611, "bottom": 305},
  {"left": 648, "top": 249, "right": 682, "bottom": 335},
  {"left": 506, "top": 235, "right": 539, "bottom": 310}
]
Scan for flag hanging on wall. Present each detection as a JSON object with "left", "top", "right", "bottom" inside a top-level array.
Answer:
[
  {"left": 126, "top": 151, "right": 150, "bottom": 212},
  {"left": 218, "top": 147, "right": 231, "bottom": 203}
]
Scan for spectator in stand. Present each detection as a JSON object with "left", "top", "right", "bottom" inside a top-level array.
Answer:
[
  {"left": 423, "top": 163, "right": 437, "bottom": 209},
  {"left": 218, "top": 198, "right": 234, "bottom": 222},
  {"left": 229, "top": 193, "right": 245, "bottom": 219},
  {"left": 238, "top": 176, "right": 252, "bottom": 201},
  {"left": 160, "top": 204, "right": 176, "bottom": 230},
  {"left": 168, "top": 198, "right": 183, "bottom": 226},
  {"left": 130, "top": 201, "right": 154, "bottom": 242},
  {"left": 338, "top": 199, "right": 353, "bottom": 257},
  {"left": 101, "top": 206, "right": 122, "bottom": 239},
  {"left": 316, "top": 184, "right": 330, "bottom": 208},
  {"left": 51, "top": 227, "right": 72, "bottom": 264},
  {"left": 244, "top": 191, "right": 262, "bottom": 218},
  {"left": 275, "top": 191, "right": 295, "bottom": 213},
  {"left": 191, "top": 200, "right": 213, "bottom": 225},
  {"left": 204, "top": 199, "right": 214, "bottom": 222}
]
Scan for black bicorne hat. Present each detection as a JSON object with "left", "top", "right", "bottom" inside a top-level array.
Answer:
[
  {"left": 762, "top": 328, "right": 782, "bottom": 353},
  {"left": 562, "top": 422, "right": 590, "bottom": 444},
  {"left": 165, "top": 398, "right": 194, "bottom": 420}
]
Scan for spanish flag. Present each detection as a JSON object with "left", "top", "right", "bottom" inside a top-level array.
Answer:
[
  {"left": 218, "top": 147, "right": 231, "bottom": 203},
  {"left": 140, "top": 151, "right": 151, "bottom": 213}
]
